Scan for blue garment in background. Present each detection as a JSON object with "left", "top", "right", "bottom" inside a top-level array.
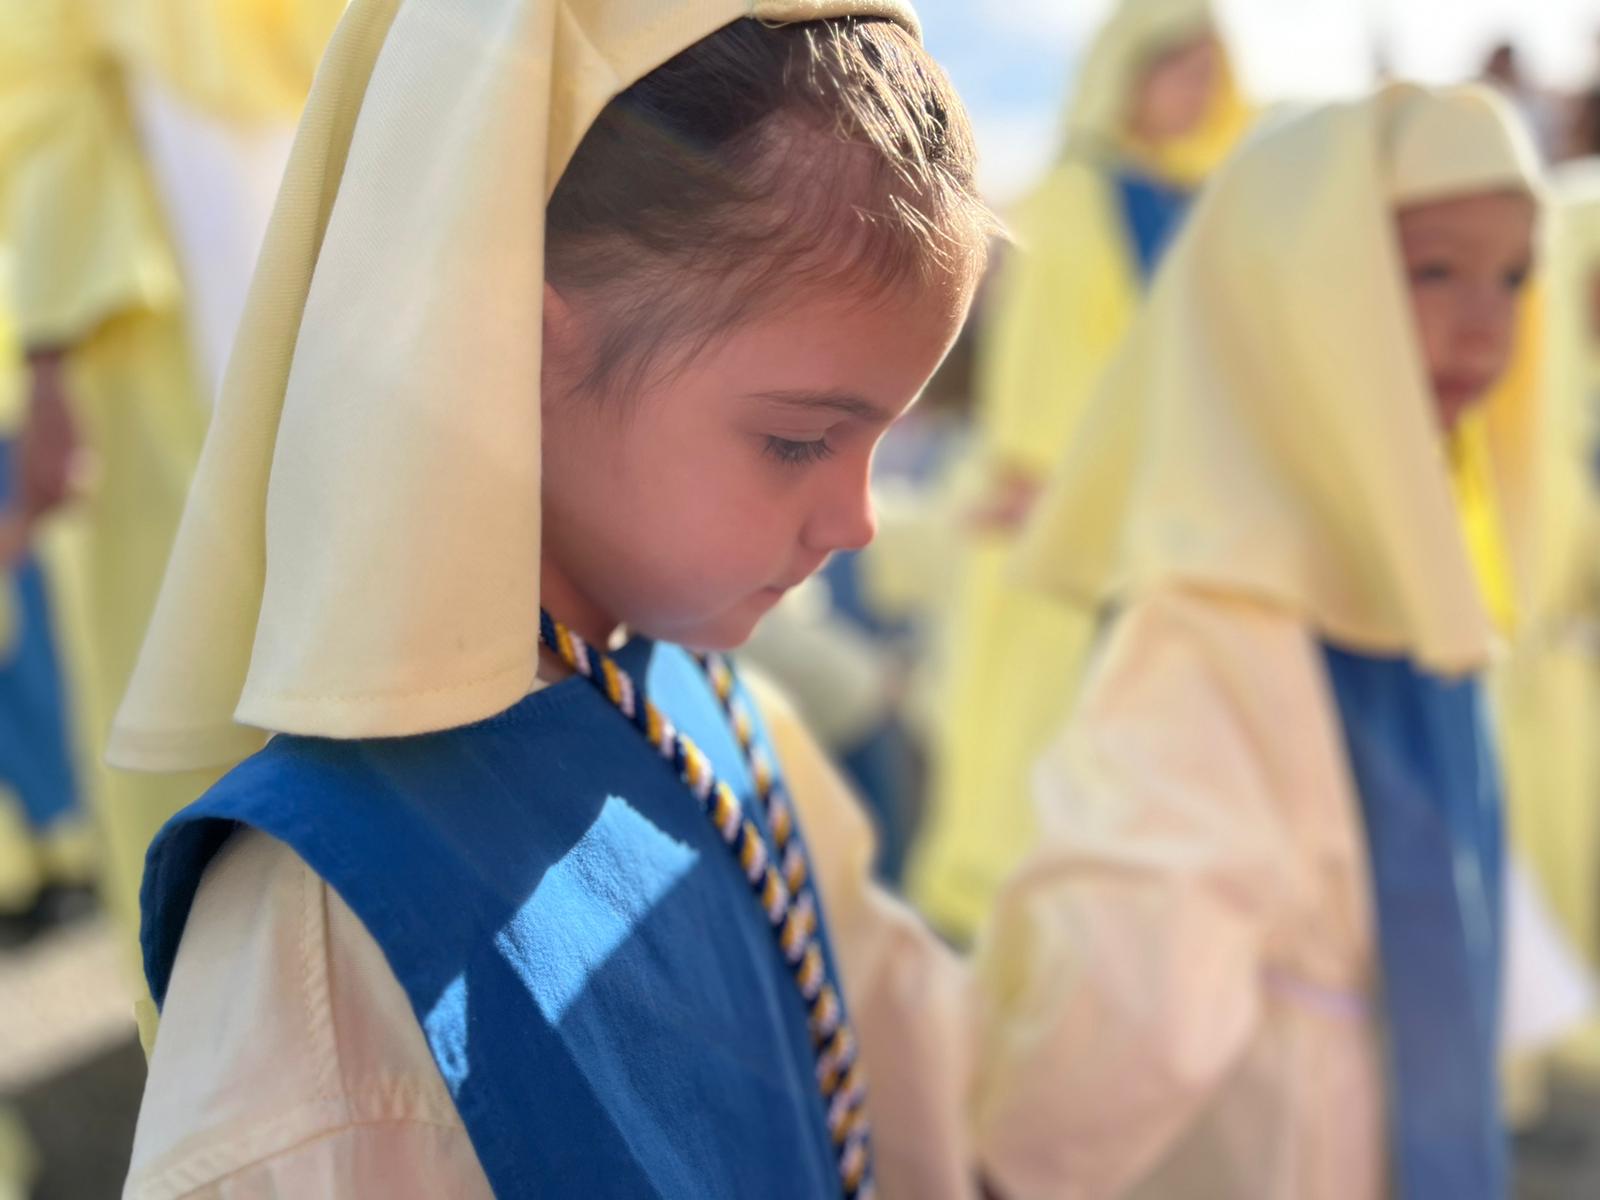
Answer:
[
  {"left": 1114, "top": 168, "right": 1192, "bottom": 284},
  {"left": 143, "top": 639, "right": 857, "bottom": 1199},
  {"left": 0, "top": 440, "right": 78, "bottom": 831},
  {"left": 1322, "top": 644, "right": 1507, "bottom": 1200}
]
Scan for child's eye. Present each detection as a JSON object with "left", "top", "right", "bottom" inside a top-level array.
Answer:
[
  {"left": 763, "top": 436, "right": 835, "bottom": 467},
  {"left": 1503, "top": 264, "right": 1531, "bottom": 293},
  {"left": 1409, "top": 262, "right": 1454, "bottom": 285}
]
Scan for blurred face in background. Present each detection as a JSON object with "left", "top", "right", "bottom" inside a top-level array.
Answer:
[
  {"left": 1128, "top": 34, "right": 1221, "bottom": 144},
  {"left": 1396, "top": 190, "right": 1536, "bottom": 433}
]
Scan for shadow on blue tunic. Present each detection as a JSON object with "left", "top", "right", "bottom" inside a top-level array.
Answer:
[
  {"left": 141, "top": 639, "right": 858, "bottom": 1198},
  {"left": 1322, "top": 644, "right": 1507, "bottom": 1199},
  {"left": 0, "top": 440, "right": 78, "bottom": 832}
]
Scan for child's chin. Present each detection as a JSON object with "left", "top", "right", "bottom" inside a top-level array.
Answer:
[
  {"left": 631, "top": 606, "right": 762, "bottom": 654},
  {"left": 684, "top": 617, "right": 760, "bottom": 653}
]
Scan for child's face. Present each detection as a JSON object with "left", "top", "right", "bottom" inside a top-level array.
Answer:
[
  {"left": 1396, "top": 191, "right": 1535, "bottom": 433},
  {"left": 1129, "top": 35, "right": 1220, "bottom": 145},
  {"left": 541, "top": 277, "right": 972, "bottom": 649}
]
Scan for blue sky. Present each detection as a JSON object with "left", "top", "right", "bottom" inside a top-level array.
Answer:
[{"left": 916, "top": 0, "right": 1600, "bottom": 201}]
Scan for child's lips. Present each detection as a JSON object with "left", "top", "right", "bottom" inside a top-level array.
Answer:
[
  {"left": 764, "top": 564, "right": 822, "bottom": 596},
  {"left": 1436, "top": 375, "right": 1490, "bottom": 405},
  {"left": 1434, "top": 376, "right": 1492, "bottom": 429},
  {"left": 759, "top": 576, "right": 810, "bottom": 601}
]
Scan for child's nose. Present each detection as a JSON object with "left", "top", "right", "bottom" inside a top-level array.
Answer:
[
  {"left": 805, "top": 477, "right": 877, "bottom": 555},
  {"left": 1457, "top": 289, "right": 1515, "bottom": 358}
]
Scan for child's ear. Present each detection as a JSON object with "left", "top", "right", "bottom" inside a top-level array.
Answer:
[
  {"left": 541, "top": 283, "right": 581, "bottom": 404},
  {"left": 543, "top": 282, "right": 574, "bottom": 347}
]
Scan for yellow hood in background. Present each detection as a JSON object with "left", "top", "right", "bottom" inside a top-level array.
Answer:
[
  {"left": 1019, "top": 83, "right": 1544, "bottom": 674},
  {"left": 1062, "top": 0, "right": 1247, "bottom": 184}
]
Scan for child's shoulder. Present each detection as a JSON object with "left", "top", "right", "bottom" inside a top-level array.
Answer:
[
  {"left": 182, "top": 640, "right": 725, "bottom": 826},
  {"left": 143, "top": 685, "right": 650, "bottom": 982},
  {"left": 204, "top": 676, "right": 641, "bottom": 807},
  {"left": 1113, "top": 586, "right": 1319, "bottom": 663},
  {"left": 129, "top": 826, "right": 493, "bottom": 1200},
  {"left": 1093, "top": 586, "right": 1337, "bottom": 746}
]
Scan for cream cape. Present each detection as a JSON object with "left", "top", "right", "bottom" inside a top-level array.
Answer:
[{"left": 109, "top": 0, "right": 920, "bottom": 771}]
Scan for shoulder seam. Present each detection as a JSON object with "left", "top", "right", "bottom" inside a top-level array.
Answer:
[{"left": 125, "top": 1109, "right": 475, "bottom": 1200}]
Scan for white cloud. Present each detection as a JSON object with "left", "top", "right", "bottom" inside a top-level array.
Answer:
[
  {"left": 971, "top": 110, "right": 1062, "bottom": 205},
  {"left": 1219, "top": 0, "right": 1376, "bottom": 97},
  {"left": 974, "top": 0, "right": 1113, "bottom": 42}
]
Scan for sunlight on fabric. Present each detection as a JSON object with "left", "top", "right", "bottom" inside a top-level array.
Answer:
[
  {"left": 494, "top": 795, "right": 699, "bottom": 1025},
  {"left": 423, "top": 974, "right": 471, "bottom": 1096}
]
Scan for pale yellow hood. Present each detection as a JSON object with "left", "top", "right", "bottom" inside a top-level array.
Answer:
[
  {"left": 108, "top": 0, "right": 921, "bottom": 772},
  {"left": 1018, "top": 83, "right": 1544, "bottom": 674},
  {"left": 1531, "top": 164, "right": 1600, "bottom": 626},
  {"left": 1063, "top": 0, "right": 1247, "bottom": 184}
]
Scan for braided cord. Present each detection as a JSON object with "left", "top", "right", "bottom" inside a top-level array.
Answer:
[{"left": 539, "top": 612, "right": 875, "bottom": 1198}]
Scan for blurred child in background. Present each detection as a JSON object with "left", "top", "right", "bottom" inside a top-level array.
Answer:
[
  {"left": 985, "top": 84, "right": 1540, "bottom": 1198},
  {"left": 909, "top": 0, "right": 1248, "bottom": 941},
  {"left": 0, "top": 0, "right": 341, "bottom": 967}
]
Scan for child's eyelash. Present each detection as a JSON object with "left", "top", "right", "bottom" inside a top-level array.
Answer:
[{"left": 763, "top": 436, "right": 835, "bottom": 466}]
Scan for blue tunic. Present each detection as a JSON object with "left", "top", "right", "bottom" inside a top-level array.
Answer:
[
  {"left": 141, "top": 639, "right": 856, "bottom": 1199},
  {"left": 1322, "top": 645, "right": 1507, "bottom": 1200},
  {"left": 0, "top": 440, "right": 78, "bottom": 832},
  {"left": 1113, "top": 168, "right": 1192, "bottom": 285}
]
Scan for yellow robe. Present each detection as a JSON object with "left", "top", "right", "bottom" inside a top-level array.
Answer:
[
  {"left": 0, "top": 0, "right": 336, "bottom": 953},
  {"left": 909, "top": 162, "right": 1136, "bottom": 939},
  {"left": 1496, "top": 169, "right": 1600, "bottom": 1077},
  {"left": 910, "top": 0, "right": 1246, "bottom": 940},
  {"left": 0, "top": 0, "right": 200, "bottom": 922},
  {"left": 98, "top": 0, "right": 344, "bottom": 126}
]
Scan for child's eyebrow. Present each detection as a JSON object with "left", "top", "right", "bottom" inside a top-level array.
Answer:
[
  {"left": 1401, "top": 228, "right": 1470, "bottom": 247},
  {"left": 744, "top": 389, "right": 891, "bottom": 423},
  {"left": 1399, "top": 224, "right": 1504, "bottom": 253}
]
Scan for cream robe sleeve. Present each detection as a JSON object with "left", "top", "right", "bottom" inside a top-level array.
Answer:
[
  {"left": 968, "top": 588, "right": 1380, "bottom": 1200},
  {"left": 0, "top": 0, "right": 179, "bottom": 347},
  {"left": 125, "top": 830, "right": 495, "bottom": 1200}
]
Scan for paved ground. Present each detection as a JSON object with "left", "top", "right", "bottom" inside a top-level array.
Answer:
[
  {"left": 1517, "top": 1073, "right": 1600, "bottom": 1199},
  {"left": 0, "top": 917, "right": 141, "bottom": 1199},
  {"left": 1, "top": 916, "right": 1598, "bottom": 1198}
]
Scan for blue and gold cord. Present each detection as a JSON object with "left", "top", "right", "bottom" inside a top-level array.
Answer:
[{"left": 538, "top": 610, "right": 875, "bottom": 1198}]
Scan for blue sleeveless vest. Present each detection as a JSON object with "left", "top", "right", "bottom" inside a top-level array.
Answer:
[
  {"left": 1322, "top": 645, "right": 1507, "bottom": 1199},
  {"left": 141, "top": 640, "right": 855, "bottom": 1198}
]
